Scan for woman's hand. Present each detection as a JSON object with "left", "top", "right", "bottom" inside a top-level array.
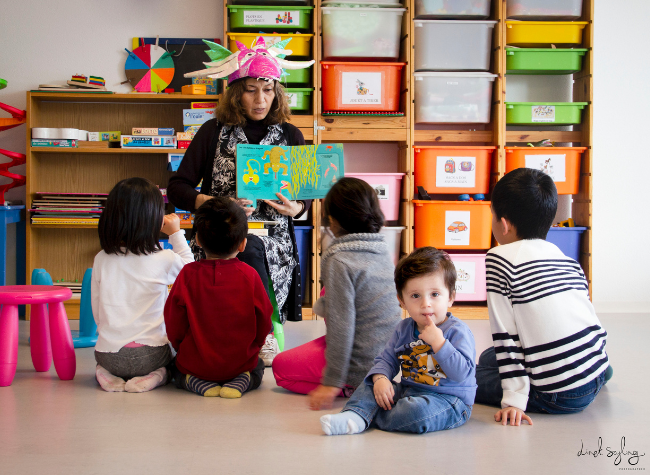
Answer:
[
  {"left": 308, "top": 384, "right": 340, "bottom": 411},
  {"left": 263, "top": 193, "right": 303, "bottom": 218},
  {"left": 231, "top": 197, "right": 255, "bottom": 217},
  {"left": 161, "top": 213, "right": 181, "bottom": 235},
  {"left": 372, "top": 375, "right": 395, "bottom": 410}
]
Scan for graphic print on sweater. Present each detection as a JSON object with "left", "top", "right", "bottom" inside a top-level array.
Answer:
[{"left": 398, "top": 340, "right": 447, "bottom": 386}]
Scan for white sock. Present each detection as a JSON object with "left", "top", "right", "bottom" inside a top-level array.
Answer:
[
  {"left": 125, "top": 367, "right": 167, "bottom": 393},
  {"left": 96, "top": 365, "right": 126, "bottom": 392},
  {"left": 320, "top": 411, "right": 366, "bottom": 436}
]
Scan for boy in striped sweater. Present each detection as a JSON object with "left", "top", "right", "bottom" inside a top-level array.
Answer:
[{"left": 476, "top": 168, "right": 610, "bottom": 426}]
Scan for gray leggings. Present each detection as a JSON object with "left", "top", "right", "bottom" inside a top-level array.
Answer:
[{"left": 95, "top": 345, "right": 173, "bottom": 380}]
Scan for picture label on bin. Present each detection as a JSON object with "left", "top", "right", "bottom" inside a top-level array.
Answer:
[
  {"left": 243, "top": 11, "right": 301, "bottom": 27},
  {"left": 531, "top": 105, "right": 555, "bottom": 123},
  {"left": 445, "top": 211, "right": 470, "bottom": 246},
  {"left": 524, "top": 154, "right": 566, "bottom": 183},
  {"left": 341, "top": 72, "right": 381, "bottom": 105},
  {"left": 436, "top": 157, "right": 476, "bottom": 188},
  {"left": 372, "top": 184, "right": 389, "bottom": 200},
  {"left": 287, "top": 93, "right": 298, "bottom": 108},
  {"left": 452, "top": 261, "right": 476, "bottom": 295}
]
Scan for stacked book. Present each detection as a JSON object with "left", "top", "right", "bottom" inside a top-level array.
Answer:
[
  {"left": 53, "top": 280, "right": 82, "bottom": 300},
  {"left": 121, "top": 127, "right": 176, "bottom": 148},
  {"left": 30, "top": 192, "right": 107, "bottom": 225},
  {"left": 31, "top": 127, "right": 87, "bottom": 147}
]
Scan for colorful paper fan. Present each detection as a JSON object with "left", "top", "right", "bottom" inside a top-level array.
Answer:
[{"left": 124, "top": 45, "right": 175, "bottom": 92}]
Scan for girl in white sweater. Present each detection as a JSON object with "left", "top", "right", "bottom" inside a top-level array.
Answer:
[{"left": 92, "top": 178, "right": 193, "bottom": 393}]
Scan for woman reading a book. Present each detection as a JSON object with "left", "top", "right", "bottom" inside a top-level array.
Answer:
[{"left": 167, "top": 38, "right": 314, "bottom": 365}]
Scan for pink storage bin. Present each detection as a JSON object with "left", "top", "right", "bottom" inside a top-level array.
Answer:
[
  {"left": 344, "top": 172, "right": 405, "bottom": 221},
  {"left": 448, "top": 253, "right": 487, "bottom": 301}
]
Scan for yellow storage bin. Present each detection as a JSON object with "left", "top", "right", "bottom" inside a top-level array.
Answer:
[
  {"left": 506, "top": 21, "right": 588, "bottom": 46},
  {"left": 227, "top": 33, "right": 313, "bottom": 57}
]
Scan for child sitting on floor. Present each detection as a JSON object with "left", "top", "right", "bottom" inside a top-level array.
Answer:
[
  {"left": 165, "top": 197, "right": 272, "bottom": 398},
  {"left": 320, "top": 247, "right": 476, "bottom": 435},
  {"left": 92, "top": 177, "right": 194, "bottom": 393},
  {"left": 475, "top": 168, "right": 610, "bottom": 426}
]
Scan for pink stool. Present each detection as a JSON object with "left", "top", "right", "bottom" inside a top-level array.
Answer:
[{"left": 0, "top": 285, "right": 76, "bottom": 386}]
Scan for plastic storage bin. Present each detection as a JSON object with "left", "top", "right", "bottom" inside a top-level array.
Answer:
[
  {"left": 506, "top": 102, "right": 587, "bottom": 125},
  {"left": 413, "top": 200, "right": 492, "bottom": 249},
  {"left": 227, "top": 5, "right": 314, "bottom": 32},
  {"left": 322, "top": 0, "right": 403, "bottom": 5},
  {"left": 414, "top": 72, "right": 497, "bottom": 123},
  {"left": 546, "top": 227, "right": 587, "bottom": 261},
  {"left": 344, "top": 173, "right": 405, "bottom": 221},
  {"left": 506, "top": 48, "right": 587, "bottom": 75},
  {"left": 322, "top": 62, "right": 405, "bottom": 112},
  {"left": 506, "top": 21, "right": 588, "bottom": 46},
  {"left": 321, "top": 7, "right": 406, "bottom": 60},
  {"left": 227, "top": 33, "right": 313, "bottom": 56},
  {"left": 294, "top": 226, "right": 313, "bottom": 298},
  {"left": 505, "top": 147, "right": 586, "bottom": 195},
  {"left": 414, "top": 146, "right": 495, "bottom": 194},
  {"left": 415, "top": 0, "right": 491, "bottom": 19},
  {"left": 507, "top": 0, "right": 583, "bottom": 20},
  {"left": 231, "top": 0, "right": 310, "bottom": 5},
  {"left": 321, "top": 226, "right": 405, "bottom": 265},
  {"left": 284, "top": 88, "right": 313, "bottom": 112},
  {"left": 414, "top": 20, "right": 496, "bottom": 71},
  {"left": 283, "top": 66, "right": 311, "bottom": 85},
  {"left": 448, "top": 253, "right": 487, "bottom": 301}
]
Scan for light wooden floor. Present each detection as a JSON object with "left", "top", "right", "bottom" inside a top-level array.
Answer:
[{"left": 0, "top": 314, "right": 647, "bottom": 475}]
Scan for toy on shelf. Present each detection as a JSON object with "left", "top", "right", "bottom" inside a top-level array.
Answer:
[
  {"left": 0, "top": 78, "right": 6, "bottom": 90},
  {"left": 0, "top": 101, "right": 26, "bottom": 132},
  {"left": 67, "top": 74, "right": 107, "bottom": 91},
  {"left": 0, "top": 149, "right": 26, "bottom": 205},
  {"left": 554, "top": 218, "right": 575, "bottom": 227},
  {"left": 458, "top": 194, "right": 485, "bottom": 201},
  {"left": 124, "top": 44, "right": 175, "bottom": 93},
  {"left": 527, "top": 138, "right": 555, "bottom": 147}
]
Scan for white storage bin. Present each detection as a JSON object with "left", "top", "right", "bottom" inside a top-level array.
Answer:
[
  {"left": 414, "top": 72, "right": 497, "bottom": 124},
  {"left": 507, "top": 0, "right": 583, "bottom": 20},
  {"left": 415, "top": 0, "right": 491, "bottom": 19},
  {"left": 321, "top": 226, "right": 405, "bottom": 265},
  {"left": 321, "top": 7, "right": 407, "bottom": 60},
  {"left": 414, "top": 20, "right": 496, "bottom": 71}
]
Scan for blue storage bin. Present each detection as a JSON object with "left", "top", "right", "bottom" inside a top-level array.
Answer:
[
  {"left": 546, "top": 227, "right": 587, "bottom": 261},
  {"left": 294, "top": 226, "right": 313, "bottom": 298}
]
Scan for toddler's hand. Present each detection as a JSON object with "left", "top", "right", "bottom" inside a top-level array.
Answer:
[
  {"left": 162, "top": 213, "right": 181, "bottom": 235},
  {"left": 419, "top": 316, "right": 445, "bottom": 352},
  {"left": 372, "top": 376, "right": 395, "bottom": 410},
  {"left": 495, "top": 406, "right": 533, "bottom": 426}
]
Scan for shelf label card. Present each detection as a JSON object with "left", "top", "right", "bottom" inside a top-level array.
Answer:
[
  {"left": 341, "top": 72, "right": 382, "bottom": 105},
  {"left": 445, "top": 210, "right": 470, "bottom": 246},
  {"left": 531, "top": 105, "right": 556, "bottom": 123},
  {"left": 452, "top": 260, "right": 476, "bottom": 295},
  {"left": 436, "top": 156, "right": 476, "bottom": 188},
  {"left": 243, "top": 11, "right": 301, "bottom": 27},
  {"left": 525, "top": 154, "right": 566, "bottom": 182}
]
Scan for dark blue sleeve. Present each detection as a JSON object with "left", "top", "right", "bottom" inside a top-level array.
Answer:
[{"left": 433, "top": 323, "right": 476, "bottom": 382}]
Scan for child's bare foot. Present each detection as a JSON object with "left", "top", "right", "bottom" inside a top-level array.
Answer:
[
  {"left": 96, "top": 365, "right": 126, "bottom": 392},
  {"left": 125, "top": 367, "right": 168, "bottom": 393}
]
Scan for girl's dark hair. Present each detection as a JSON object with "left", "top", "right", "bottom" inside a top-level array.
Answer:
[
  {"left": 491, "top": 168, "right": 558, "bottom": 240},
  {"left": 215, "top": 79, "right": 292, "bottom": 127},
  {"left": 395, "top": 247, "right": 457, "bottom": 299},
  {"left": 323, "top": 177, "right": 385, "bottom": 234},
  {"left": 98, "top": 177, "right": 164, "bottom": 256},
  {"left": 194, "top": 197, "right": 248, "bottom": 258}
]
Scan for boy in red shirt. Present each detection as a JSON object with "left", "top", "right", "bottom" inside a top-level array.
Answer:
[{"left": 165, "top": 197, "right": 273, "bottom": 398}]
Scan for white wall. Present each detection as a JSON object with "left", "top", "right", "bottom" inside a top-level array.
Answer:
[{"left": 0, "top": 1, "right": 648, "bottom": 312}]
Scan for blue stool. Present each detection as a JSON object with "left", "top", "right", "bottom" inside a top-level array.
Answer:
[{"left": 31, "top": 268, "right": 97, "bottom": 348}]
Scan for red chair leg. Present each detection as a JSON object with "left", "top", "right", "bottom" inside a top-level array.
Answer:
[
  {"left": 48, "top": 301, "right": 76, "bottom": 381},
  {"left": 30, "top": 303, "right": 52, "bottom": 372},
  {"left": 0, "top": 304, "right": 19, "bottom": 386}
]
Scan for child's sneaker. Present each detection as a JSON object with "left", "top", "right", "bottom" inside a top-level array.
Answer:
[{"left": 260, "top": 333, "right": 280, "bottom": 366}]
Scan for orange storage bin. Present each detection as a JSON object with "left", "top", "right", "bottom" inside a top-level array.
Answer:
[
  {"left": 505, "top": 147, "right": 586, "bottom": 195},
  {"left": 414, "top": 146, "right": 495, "bottom": 194},
  {"left": 413, "top": 200, "right": 492, "bottom": 250},
  {"left": 321, "top": 61, "right": 406, "bottom": 112}
]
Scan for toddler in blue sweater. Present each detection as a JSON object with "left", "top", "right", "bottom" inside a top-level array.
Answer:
[{"left": 320, "top": 247, "right": 476, "bottom": 435}]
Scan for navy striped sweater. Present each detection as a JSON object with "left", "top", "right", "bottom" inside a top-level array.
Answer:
[{"left": 486, "top": 239, "right": 608, "bottom": 411}]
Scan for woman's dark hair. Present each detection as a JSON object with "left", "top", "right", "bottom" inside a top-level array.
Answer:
[
  {"left": 98, "top": 177, "right": 164, "bottom": 255},
  {"left": 215, "top": 79, "right": 292, "bottom": 127},
  {"left": 194, "top": 197, "right": 248, "bottom": 258},
  {"left": 491, "top": 168, "right": 558, "bottom": 240},
  {"left": 395, "top": 247, "right": 457, "bottom": 299},
  {"left": 323, "top": 177, "right": 384, "bottom": 234}
]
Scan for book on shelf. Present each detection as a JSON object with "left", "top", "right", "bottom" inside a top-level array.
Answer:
[
  {"left": 121, "top": 135, "right": 177, "bottom": 148},
  {"left": 132, "top": 128, "right": 175, "bottom": 136},
  {"left": 30, "top": 192, "right": 107, "bottom": 225},
  {"left": 31, "top": 139, "right": 78, "bottom": 147}
]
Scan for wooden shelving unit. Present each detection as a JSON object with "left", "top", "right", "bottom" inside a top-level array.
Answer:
[{"left": 26, "top": 0, "right": 593, "bottom": 321}]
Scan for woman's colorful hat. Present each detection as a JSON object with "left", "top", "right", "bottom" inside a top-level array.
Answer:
[{"left": 185, "top": 38, "right": 314, "bottom": 85}]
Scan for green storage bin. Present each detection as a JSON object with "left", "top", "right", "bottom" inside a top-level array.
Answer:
[
  {"left": 228, "top": 5, "right": 313, "bottom": 32},
  {"left": 285, "top": 88, "right": 313, "bottom": 112},
  {"left": 282, "top": 66, "right": 312, "bottom": 86},
  {"left": 506, "top": 48, "right": 587, "bottom": 75},
  {"left": 506, "top": 102, "right": 587, "bottom": 125}
]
